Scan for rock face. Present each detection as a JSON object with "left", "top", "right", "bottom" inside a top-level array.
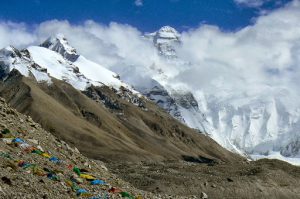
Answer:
[
  {"left": 173, "top": 92, "right": 198, "bottom": 110},
  {"left": 142, "top": 85, "right": 184, "bottom": 122},
  {"left": 83, "top": 86, "right": 122, "bottom": 111},
  {"left": 40, "top": 34, "right": 79, "bottom": 62},
  {"left": 281, "top": 138, "right": 300, "bottom": 158}
]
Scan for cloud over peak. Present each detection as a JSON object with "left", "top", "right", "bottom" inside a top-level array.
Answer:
[{"left": 134, "top": 0, "right": 143, "bottom": 7}]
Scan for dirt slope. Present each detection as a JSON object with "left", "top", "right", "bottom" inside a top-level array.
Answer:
[
  {"left": 0, "top": 96, "right": 156, "bottom": 198},
  {"left": 109, "top": 159, "right": 300, "bottom": 198},
  {"left": 0, "top": 70, "right": 241, "bottom": 163}
]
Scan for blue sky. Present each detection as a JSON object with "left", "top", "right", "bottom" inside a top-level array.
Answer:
[{"left": 0, "top": 0, "right": 292, "bottom": 32}]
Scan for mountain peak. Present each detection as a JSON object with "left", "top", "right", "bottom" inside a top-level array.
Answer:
[
  {"left": 40, "top": 33, "right": 79, "bottom": 62},
  {"left": 145, "top": 26, "right": 180, "bottom": 58},
  {"left": 157, "top": 26, "right": 180, "bottom": 39}
]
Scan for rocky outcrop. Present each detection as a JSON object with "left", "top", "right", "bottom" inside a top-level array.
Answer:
[
  {"left": 281, "top": 138, "right": 300, "bottom": 158},
  {"left": 40, "top": 34, "right": 79, "bottom": 62},
  {"left": 142, "top": 85, "right": 185, "bottom": 122},
  {"left": 173, "top": 91, "right": 199, "bottom": 110},
  {"left": 83, "top": 86, "right": 122, "bottom": 111}
]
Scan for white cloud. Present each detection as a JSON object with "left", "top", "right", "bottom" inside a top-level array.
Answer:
[
  {"left": 234, "top": 0, "right": 271, "bottom": 7},
  {"left": 173, "top": 0, "right": 300, "bottom": 102},
  {"left": 134, "top": 0, "right": 143, "bottom": 7},
  {"left": 0, "top": 21, "right": 36, "bottom": 48},
  {"left": 0, "top": 19, "right": 159, "bottom": 70}
]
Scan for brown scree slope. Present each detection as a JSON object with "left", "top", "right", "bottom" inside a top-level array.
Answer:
[{"left": 0, "top": 70, "right": 241, "bottom": 163}]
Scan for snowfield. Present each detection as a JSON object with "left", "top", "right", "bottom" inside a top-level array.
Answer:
[{"left": 0, "top": 35, "right": 136, "bottom": 93}]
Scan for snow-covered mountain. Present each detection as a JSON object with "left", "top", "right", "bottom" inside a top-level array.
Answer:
[
  {"left": 145, "top": 26, "right": 180, "bottom": 58},
  {"left": 0, "top": 34, "right": 136, "bottom": 92},
  {"left": 119, "top": 26, "right": 300, "bottom": 165}
]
